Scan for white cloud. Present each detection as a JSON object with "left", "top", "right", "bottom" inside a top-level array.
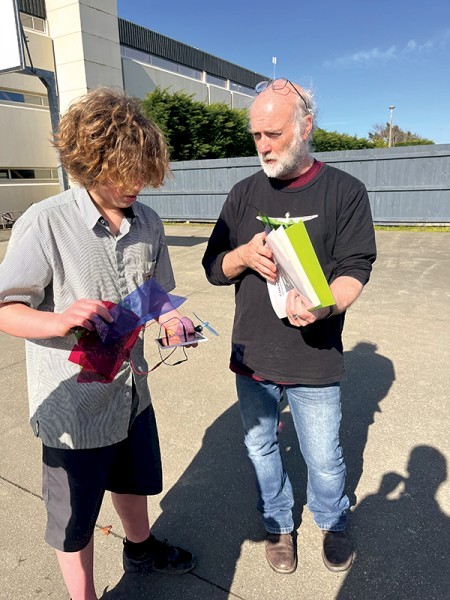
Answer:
[
  {"left": 324, "top": 28, "right": 450, "bottom": 68},
  {"left": 323, "top": 45, "right": 399, "bottom": 68}
]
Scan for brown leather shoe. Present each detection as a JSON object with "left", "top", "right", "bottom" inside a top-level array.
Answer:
[
  {"left": 265, "top": 533, "right": 297, "bottom": 574},
  {"left": 322, "top": 530, "right": 354, "bottom": 572}
]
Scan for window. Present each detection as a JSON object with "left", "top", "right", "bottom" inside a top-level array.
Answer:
[
  {"left": 121, "top": 46, "right": 203, "bottom": 80},
  {"left": 0, "top": 168, "right": 58, "bottom": 181},
  {"left": 121, "top": 46, "right": 150, "bottom": 64},
  {"left": 206, "top": 74, "right": 227, "bottom": 88},
  {"left": 149, "top": 54, "right": 178, "bottom": 71},
  {"left": 177, "top": 64, "right": 202, "bottom": 80},
  {"left": 0, "top": 90, "right": 49, "bottom": 108},
  {"left": 22, "top": 93, "right": 48, "bottom": 106},
  {"left": 20, "top": 13, "right": 46, "bottom": 34},
  {"left": 11, "top": 169, "right": 35, "bottom": 179},
  {"left": 230, "top": 81, "right": 256, "bottom": 96},
  {"left": 0, "top": 91, "right": 25, "bottom": 103},
  {"left": 20, "top": 14, "right": 33, "bottom": 28}
]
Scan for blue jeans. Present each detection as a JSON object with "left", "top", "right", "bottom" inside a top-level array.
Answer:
[{"left": 236, "top": 375, "right": 349, "bottom": 533}]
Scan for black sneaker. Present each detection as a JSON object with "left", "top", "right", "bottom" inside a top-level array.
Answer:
[
  {"left": 322, "top": 530, "right": 355, "bottom": 572},
  {"left": 123, "top": 534, "right": 197, "bottom": 574}
]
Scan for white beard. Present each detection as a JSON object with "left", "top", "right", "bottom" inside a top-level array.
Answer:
[{"left": 259, "top": 135, "right": 309, "bottom": 179}]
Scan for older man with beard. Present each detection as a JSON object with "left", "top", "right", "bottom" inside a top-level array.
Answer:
[{"left": 202, "top": 79, "right": 376, "bottom": 575}]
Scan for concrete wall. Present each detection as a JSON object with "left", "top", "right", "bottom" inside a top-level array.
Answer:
[
  {"left": 0, "top": 0, "right": 256, "bottom": 215},
  {"left": 46, "top": 0, "right": 123, "bottom": 113},
  {"left": 0, "top": 24, "right": 58, "bottom": 214},
  {"left": 123, "top": 59, "right": 208, "bottom": 102},
  {"left": 122, "top": 59, "right": 253, "bottom": 109},
  {"left": 0, "top": 183, "right": 59, "bottom": 217},
  {"left": 0, "top": 105, "right": 54, "bottom": 168},
  {"left": 0, "top": 0, "right": 125, "bottom": 214},
  {"left": 0, "top": 26, "right": 56, "bottom": 169}
]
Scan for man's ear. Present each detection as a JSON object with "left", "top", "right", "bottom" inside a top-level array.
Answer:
[{"left": 303, "top": 114, "right": 313, "bottom": 140}]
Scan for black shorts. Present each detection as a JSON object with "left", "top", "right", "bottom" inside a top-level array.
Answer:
[{"left": 42, "top": 404, "right": 162, "bottom": 552}]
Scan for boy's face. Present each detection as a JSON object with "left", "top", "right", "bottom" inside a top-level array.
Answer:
[{"left": 88, "top": 184, "right": 143, "bottom": 211}]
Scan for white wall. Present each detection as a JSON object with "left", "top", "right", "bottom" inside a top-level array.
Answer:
[
  {"left": 0, "top": 20, "right": 59, "bottom": 213},
  {"left": 122, "top": 59, "right": 254, "bottom": 110},
  {"left": 46, "top": 0, "right": 123, "bottom": 113},
  {"left": 0, "top": 105, "right": 55, "bottom": 167},
  {"left": 0, "top": 0, "right": 255, "bottom": 214}
]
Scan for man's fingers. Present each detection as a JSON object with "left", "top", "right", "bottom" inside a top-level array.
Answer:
[
  {"left": 254, "top": 231, "right": 267, "bottom": 243},
  {"left": 252, "top": 253, "right": 277, "bottom": 277},
  {"left": 256, "top": 242, "right": 273, "bottom": 261},
  {"left": 284, "top": 289, "right": 318, "bottom": 326},
  {"left": 257, "top": 262, "right": 277, "bottom": 283}
]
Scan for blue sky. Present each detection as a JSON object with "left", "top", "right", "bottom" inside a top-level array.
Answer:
[{"left": 117, "top": 0, "right": 450, "bottom": 144}]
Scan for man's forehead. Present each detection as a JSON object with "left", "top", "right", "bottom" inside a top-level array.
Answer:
[{"left": 250, "top": 96, "right": 295, "bottom": 129}]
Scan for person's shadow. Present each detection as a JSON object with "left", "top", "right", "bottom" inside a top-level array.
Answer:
[
  {"left": 101, "top": 340, "right": 395, "bottom": 598},
  {"left": 340, "top": 342, "right": 396, "bottom": 506},
  {"left": 100, "top": 399, "right": 308, "bottom": 599},
  {"left": 337, "top": 445, "right": 449, "bottom": 600}
]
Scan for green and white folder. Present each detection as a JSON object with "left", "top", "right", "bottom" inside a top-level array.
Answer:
[{"left": 265, "top": 221, "right": 335, "bottom": 310}]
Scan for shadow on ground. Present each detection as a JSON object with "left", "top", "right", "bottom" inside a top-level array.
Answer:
[
  {"left": 165, "top": 235, "right": 211, "bottom": 247},
  {"left": 101, "top": 402, "right": 262, "bottom": 599},
  {"left": 341, "top": 341, "right": 396, "bottom": 506},
  {"left": 101, "top": 340, "right": 398, "bottom": 599},
  {"left": 100, "top": 402, "right": 310, "bottom": 599},
  {"left": 337, "top": 445, "right": 449, "bottom": 600}
]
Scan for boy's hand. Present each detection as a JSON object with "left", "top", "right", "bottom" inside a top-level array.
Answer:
[
  {"left": 56, "top": 299, "right": 114, "bottom": 336},
  {"left": 161, "top": 314, "right": 198, "bottom": 347}
]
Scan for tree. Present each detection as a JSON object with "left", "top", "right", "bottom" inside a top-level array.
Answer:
[
  {"left": 203, "top": 102, "right": 256, "bottom": 158},
  {"left": 142, "top": 88, "right": 436, "bottom": 159},
  {"left": 312, "top": 128, "right": 374, "bottom": 152},
  {"left": 141, "top": 88, "right": 255, "bottom": 161},
  {"left": 368, "top": 123, "right": 434, "bottom": 147}
]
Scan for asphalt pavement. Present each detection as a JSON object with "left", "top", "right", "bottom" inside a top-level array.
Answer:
[{"left": 0, "top": 225, "right": 449, "bottom": 599}]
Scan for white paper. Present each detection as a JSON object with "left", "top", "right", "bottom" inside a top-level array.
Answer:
[
  {"left": 266, "top": 260, "right": 295, "bottom": 318},
  {"left": 265, "top": 226, "right": 320, "bottom": 319}
]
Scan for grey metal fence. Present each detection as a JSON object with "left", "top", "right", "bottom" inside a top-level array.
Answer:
[{"left": 140, "top": 144, "right": 450, "bottom": 224}]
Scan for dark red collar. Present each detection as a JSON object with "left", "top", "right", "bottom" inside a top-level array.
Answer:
[{"left": 283, "top": 159, "right": 323, "bottom": 188}]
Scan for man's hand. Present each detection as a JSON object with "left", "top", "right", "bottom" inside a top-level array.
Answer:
[
  {"left": 285, "top": 276, "right": 363, "bottom": 327},
  {"left": 55, "top": 299, "right": 114, "bottom": 336},
  {"left": 285, "top": 290, "right": 332, "bottom": 327},
  {"left": 223, "top": 232, "right": 277, "bottom": 283}
]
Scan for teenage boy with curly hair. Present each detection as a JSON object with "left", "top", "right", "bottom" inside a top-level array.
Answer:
[{"left": 0, "top": 87, "right": 196, "bottom": 600}]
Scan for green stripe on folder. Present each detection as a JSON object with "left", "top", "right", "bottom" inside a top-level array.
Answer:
[{"left": 285, "top": 221, "right": 335, "bottom": 309}]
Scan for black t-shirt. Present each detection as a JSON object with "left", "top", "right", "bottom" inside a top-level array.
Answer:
[{"left": 202, "top": 164, "right": 376, "bottom": 384}]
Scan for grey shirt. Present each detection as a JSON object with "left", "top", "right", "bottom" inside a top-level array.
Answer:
[{"left": 0, "top": 187, "right": 175, "bottom": 449}]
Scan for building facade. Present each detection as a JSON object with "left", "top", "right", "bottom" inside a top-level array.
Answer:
[{"left": 0, "top": 0, "right": 265, "bottom": 217}]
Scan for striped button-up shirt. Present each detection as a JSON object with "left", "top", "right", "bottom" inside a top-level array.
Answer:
[{"left": 0, "top": 187, "right": 175, "bottom": 449}]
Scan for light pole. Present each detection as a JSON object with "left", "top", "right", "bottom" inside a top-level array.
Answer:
[{"left": 388, "top": 105, "right": 396, "bottom": 148}]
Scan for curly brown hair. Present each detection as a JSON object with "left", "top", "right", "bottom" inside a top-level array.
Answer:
[{"left": 53, "top": 87, "right": 170, "bottom": 190}]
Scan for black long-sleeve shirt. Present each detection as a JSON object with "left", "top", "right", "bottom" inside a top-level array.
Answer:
[{"left": 202, "top": 164, "right": 376, "bottom": 384}]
